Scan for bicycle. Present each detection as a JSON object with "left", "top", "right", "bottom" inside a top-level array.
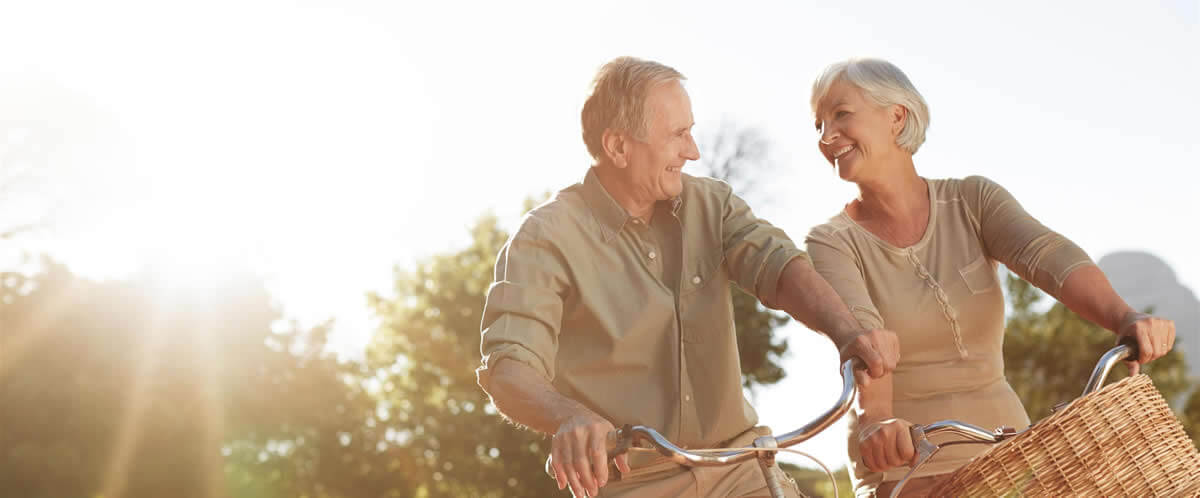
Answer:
[
  {"left": 542, "top": 358, "right": 864, "bottom": 498},
  {"left": 889, "top": 337, "right": 1200, "bottom": 497}
]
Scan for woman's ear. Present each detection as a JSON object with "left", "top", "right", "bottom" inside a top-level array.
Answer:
[
  {"left": 602, "top": 129, "right": 628, "bottom": 168},
  {"left": 890, "top": 105, "right": 908, "bottom": 137}
]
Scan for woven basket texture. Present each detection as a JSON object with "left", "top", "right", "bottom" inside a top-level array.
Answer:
[{"left": 931, "top": 374, "right": 1200, "bottom": 497}]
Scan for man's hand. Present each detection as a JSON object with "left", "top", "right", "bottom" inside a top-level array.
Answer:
[
  {"left": 858, "top": 418, "right": 916, "bottom": 472},
  {"left": 840, "top": 328, "right": 900, "bottom": 383},
  {"left": 549, "top": 413, "right": 630, "bottom": 497}
]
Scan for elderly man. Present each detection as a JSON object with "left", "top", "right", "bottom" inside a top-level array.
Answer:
[{"left": 476, "top": 56, "right": 901, "bottom": 497}]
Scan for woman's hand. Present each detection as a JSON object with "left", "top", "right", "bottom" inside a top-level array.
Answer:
[
  {"left": 858, "top": 417, "right": 916, "bottom": 472},
  {"left": 1120, "top": 311, "right": 1176, "bottom": 376}
]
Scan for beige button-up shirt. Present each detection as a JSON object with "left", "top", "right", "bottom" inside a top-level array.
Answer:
[{"left": 477, "top": 167, "right": 808, "bottom": 450}]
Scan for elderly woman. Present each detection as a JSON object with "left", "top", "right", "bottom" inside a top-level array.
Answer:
[{"left": 803, "top": 58, "right": 1177, "bottom": 497}]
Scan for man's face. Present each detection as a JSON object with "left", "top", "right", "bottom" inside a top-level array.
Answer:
[{"left": 623, "top": 80, "right": 700, "bottom": 202}]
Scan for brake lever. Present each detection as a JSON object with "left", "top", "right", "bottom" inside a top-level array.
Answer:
[{"left": 889, "top": 425, "right": 940, "bottom": 498}]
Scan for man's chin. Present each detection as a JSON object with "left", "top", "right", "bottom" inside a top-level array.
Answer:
[{"left": 664, "top": 184, "right": 683, "bottom": 199}]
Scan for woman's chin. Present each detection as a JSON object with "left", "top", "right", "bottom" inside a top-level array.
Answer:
[{"left": 836, "top": 162, "right": 857, "bottom": 182}]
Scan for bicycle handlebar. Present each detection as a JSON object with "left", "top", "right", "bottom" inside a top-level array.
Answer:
[{"left": 602, "top": 357, "right": 864, "bottom": 466}]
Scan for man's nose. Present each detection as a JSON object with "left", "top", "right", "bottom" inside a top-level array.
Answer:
[{"left": 683, "top": 133, "right": 700, "bottom": 161}]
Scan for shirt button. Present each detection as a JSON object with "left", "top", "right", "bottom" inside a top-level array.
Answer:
[
  {"left": 648, "top": 251, "right": 657, "bottom": 260},
  {"left": 692, "top": 276, "right": 701, "bottom": 285},
  {"left": 684, "top": 394, "right": 692, "bottom": 401}
]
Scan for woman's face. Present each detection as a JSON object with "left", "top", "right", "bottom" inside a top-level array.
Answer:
[{"left": 814, "top": 79, "right": 906, "bottom": 183}]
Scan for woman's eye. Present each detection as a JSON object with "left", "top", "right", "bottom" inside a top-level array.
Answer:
[{"left": 835, "top": 110, "right": 849, "bottom": 119}]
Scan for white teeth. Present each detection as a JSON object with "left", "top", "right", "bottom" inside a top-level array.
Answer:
[{"left": 834, "top": 145, "right": 854, "bottom": 158}]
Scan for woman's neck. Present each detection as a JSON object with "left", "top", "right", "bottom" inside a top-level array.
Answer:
[{"left": 851, "top": 159, "right": 925, "bottom": 223}]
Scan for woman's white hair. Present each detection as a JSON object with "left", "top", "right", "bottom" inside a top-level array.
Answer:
[
  {"left": 811, "top": 58, "right": 930, "bottom": 155},
  {"left": 581, "top": 56, "right": 685, "bottom": 162}
]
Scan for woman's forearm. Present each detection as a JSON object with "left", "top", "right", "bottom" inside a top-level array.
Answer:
[{"left": 1055, "top": 265, "right": 1135, "bottom": 334}]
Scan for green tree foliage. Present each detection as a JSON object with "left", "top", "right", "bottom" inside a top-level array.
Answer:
[
  {"left": 1181, "top": 385, "right": 1200, "bottom": 449},
  {"left": 1002, "top": 274, "right": 1191, "bottom": 422},
  {"left": 363, "top": 213, "right": 552, "bottom": 498},
  {"left": 0, "top": 258, "right": 368, "bottom": 498},
  {"left": 732, "top": 285, "right": 790, "bottom": 389}
]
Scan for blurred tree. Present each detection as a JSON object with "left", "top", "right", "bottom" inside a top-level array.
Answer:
[
  {"left": 692, "top": 121, "right": 775, "bottom": 205},
  {"left": 1002, "top": 273, "right": 1191, "bottom": 422},
  {"left": 0, "top": 258, "right": 373, "bottom": 498},
  {"left": 1180, "top": 385, "right": 1200, "bottom": 449},
  {"left": 364, "top": 213, "right": 554, "bottom": 498}
]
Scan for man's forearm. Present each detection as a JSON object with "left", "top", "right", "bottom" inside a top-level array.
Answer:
[
  {"left": 484, "top": 358, "right": 600, "bottom": 435},
  {"left": 775, "top": 257, "right": 865, "bottom": 349}
]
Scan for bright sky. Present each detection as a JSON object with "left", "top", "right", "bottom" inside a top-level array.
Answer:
[{"left": 2, "top": 0, "right": 1197, "bottom": 470}]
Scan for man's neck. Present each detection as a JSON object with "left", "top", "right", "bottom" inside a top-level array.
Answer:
[{"left": 593, "top": 164, "right": 657, "bottom": 223}]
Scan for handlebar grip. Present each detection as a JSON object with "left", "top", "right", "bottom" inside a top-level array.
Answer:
[{"left": 1118, "top": 335, "right": 1141, "bottom": 361}]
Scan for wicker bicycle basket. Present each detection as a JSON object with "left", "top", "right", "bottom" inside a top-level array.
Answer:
[{"left": 931, "top": 374, "right": 1200, "bottom": 497}]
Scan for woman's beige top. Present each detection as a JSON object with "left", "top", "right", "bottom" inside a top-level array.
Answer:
[{"left": 804, "top": 176, "right": 1095, "bottom": 492}]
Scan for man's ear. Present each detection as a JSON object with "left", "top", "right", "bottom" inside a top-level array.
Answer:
[
  {"left": 890, "top": 105, "right": 908, "bottom": 137},
  {"left": 602, "top": 129, "right": 628, "bottom": 168}
]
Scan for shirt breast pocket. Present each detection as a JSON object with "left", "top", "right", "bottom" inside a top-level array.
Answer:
[{"left": 959, "top": 255, "right": 998, "bottom": 294}]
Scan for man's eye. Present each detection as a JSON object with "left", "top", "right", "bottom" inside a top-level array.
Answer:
[{"left": 836, "top": 110, "right": 849, "bottom": 119}]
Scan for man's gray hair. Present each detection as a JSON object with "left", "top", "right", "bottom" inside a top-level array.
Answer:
[
  {"left": 811, "top": 58, "right": 930, "bottom": 155},
  {"left": 581, "top": 56, "right": 685, "bottom": 162}
]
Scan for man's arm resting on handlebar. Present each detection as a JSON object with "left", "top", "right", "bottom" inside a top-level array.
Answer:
[
  {"left": 482, "top": 358, "right": 595, "bottom": 434},
  {"left": 481, "top": 358, "right": 627, "bottom": 495},
  {"left": 773, "top": 257, "right": 899, "bottom": 378}
]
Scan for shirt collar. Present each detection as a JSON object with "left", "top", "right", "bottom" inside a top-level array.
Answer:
[
  {"left": 579, "top": 168, "right": 685, "bottom": 243},
  {"left": 580, "top": 168, "right": 631, "bottom": 243}
]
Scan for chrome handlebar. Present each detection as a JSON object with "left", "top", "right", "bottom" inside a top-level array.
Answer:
[{"left": 602, "top": 358, "right": 864, "bottom": 466}]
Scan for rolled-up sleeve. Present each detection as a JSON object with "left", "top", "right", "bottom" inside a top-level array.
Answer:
[
  {"left": 962, "top": 175, "right": 1095, "bottom": 294},
  {"left": 718, "top": 183, "right": 809, "bottom": 308},
  {"left": 476, "top": 219, "right": 569, "bottom": 393}
]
